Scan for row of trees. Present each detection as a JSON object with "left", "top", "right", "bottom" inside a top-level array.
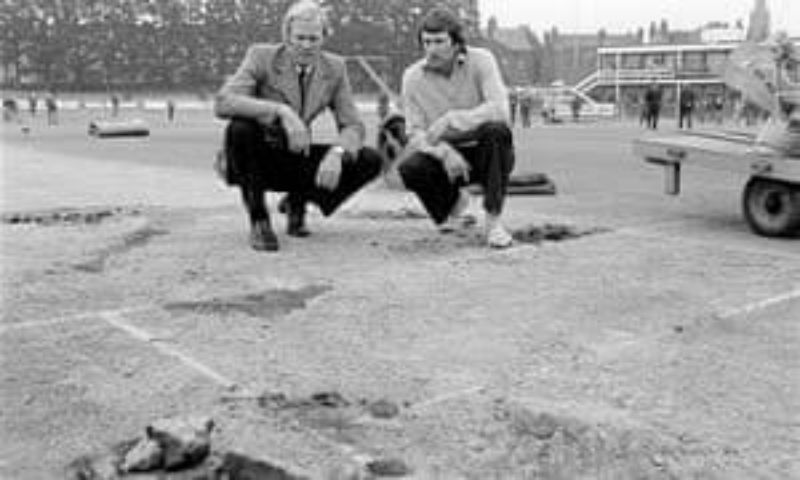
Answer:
[{"left": 0, "top": 0, "right": 474, "bottom": 92}]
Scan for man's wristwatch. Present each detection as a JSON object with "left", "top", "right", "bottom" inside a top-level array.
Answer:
[{"left": 330, "top": 145, "right": 345, "bottom": 156}]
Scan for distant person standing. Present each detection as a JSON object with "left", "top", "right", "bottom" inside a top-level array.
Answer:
[
  {"left": 519, "top": 89, "right": 532, "bottom": 128},
  {"left": 110, "top": 94, "right": 120, "bottom": 117},
  {"left": 712, "top": 95, "right": 724, "bottom": 124},
  {"left": 644, "top": 80, "right": 662, "bottom": 130},
  {"left": 570, "top": 95, "right": 582, "bottom": 122},
  {"left": 678, "top": 87, "right": 695, "bottom": 129},
  {"left": 45, "top": 92, "right": 58, "bottom": 125},
  {"left": 508, "top": 88, "right": 518, "bottom": 126},
  {"left": 27, "top": 92, "right": 38, "bottom": 117},
  {"left": 166, "top": 99, "right": 176, "bottom": 122}
]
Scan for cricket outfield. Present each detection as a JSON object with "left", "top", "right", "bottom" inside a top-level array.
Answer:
[{"left": 1, "top": 108, "right": 798, "bottom": 479}]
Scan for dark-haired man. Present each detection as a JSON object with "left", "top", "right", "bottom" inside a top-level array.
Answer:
[
  {"left": 397, "top": 7, "right": 515, "bottom": 248},
  {"left": 214, "top": 0, "right": 382, "bottom": 251}
]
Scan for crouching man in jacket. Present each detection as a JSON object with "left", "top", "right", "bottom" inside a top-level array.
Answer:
[{"left": 214, "top": 0, "right": 382, "bottom": 251}]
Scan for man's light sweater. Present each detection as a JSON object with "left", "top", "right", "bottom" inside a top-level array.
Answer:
[{"left": 401, "top": 46, "right": 510, "bottom": 141}]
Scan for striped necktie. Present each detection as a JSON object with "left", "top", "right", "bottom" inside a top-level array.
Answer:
[{"left": 298, "top": 66, "right": 308, "bottom": 113}]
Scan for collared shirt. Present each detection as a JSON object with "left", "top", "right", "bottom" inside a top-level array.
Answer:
[
  {"left": 214, "top": 43, "right": 364, "bottom": 151},
  {"left": 401, "top": 46, "right": 509, "bottom": 138}
]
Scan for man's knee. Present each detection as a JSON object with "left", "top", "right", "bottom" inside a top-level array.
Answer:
[
  {"left": 355, "top": 147, "right": 384, "bottom": 179},
  {"left": 475, "top": 121, "right": 513, "bottom": 145},
  {"left": 225, "top": 118, "right": 262, "bottom": 146},
  {"left": 397, "top": 152, "right": 434, "bottom": 189}
]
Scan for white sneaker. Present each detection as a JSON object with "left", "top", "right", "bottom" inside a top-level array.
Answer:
[{"left": 486, "top": 224, "right": 514, "bottom": 249}]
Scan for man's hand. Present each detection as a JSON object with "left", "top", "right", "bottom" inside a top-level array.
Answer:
[
  {"left": 277, "top": 106, "right": 310, "bottom": 155},
  {"left": 440, "top": 146, "right": 470, "bottom": 183},
  {"left": 426, "top": 111, "right": 471, "bottom": 144},
  {"left": 426, "top": 112, "right": 452, "bottom": 144},
  {"left": 315, "top": 146, "right": 344, "bottom": 190}
]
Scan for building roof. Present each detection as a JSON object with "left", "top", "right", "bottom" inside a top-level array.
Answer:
[
  {"left": 598, "top": 43, "right": 738, "bottom": 55},
  {"left": 485, "top": 26, "right": 534, "bottom": 51}
]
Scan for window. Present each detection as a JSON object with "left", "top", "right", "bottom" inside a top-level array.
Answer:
[{"left": 621, "top": 54, "right": 643, "bottom": 69}]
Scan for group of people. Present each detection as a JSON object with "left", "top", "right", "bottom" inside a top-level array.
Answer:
[
  {"left": 641, "top": 81, "right": 733, "bottom": 130},
  {"left": 2, "top": 92, "right": 59, "bottom": 125},
  {"left": 507, "top": 88, "right": 534, "bottom": 128},
  {"left": 215, "top": 0, "right": 516, "bottom": 252}
]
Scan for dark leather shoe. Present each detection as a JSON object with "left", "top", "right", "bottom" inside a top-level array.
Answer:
[
  {"left": 285, "top": 196, "right": 311, "bottom": 237},
  {"left": 286, "top": 213, "right": 311, "bottom": 237},
  {"left": 250, "top": 220, "right": 279, "bottom": 251}
]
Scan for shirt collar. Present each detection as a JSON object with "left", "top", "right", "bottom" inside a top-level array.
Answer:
[
  {"left": 296, "top": 64, "right": 314, "bottom": 75},
  {"left": 423, "top": 50, "right": 467, "bottom": 77}
]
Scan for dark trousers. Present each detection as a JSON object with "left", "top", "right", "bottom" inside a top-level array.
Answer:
[
  {"left": 646, "top": 106, "right": 660, "bottom": 129},
  {"left": 678, "top": 108, "right": 693, "bottom": 129},
  {"left": 224, "top": 118, "right": 382, "bottom": 224},
  {"left": 398, "top": 121, "right": 515, "bottom": 224}
]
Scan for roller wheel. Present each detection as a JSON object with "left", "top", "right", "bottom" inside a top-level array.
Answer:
[{"left": 742, "top": 177, "right": 800, "bottom": 237}]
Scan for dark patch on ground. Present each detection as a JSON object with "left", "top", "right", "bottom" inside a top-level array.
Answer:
[
  {"left": 2, "top": 206, "right": 141, "bottom": 226},
  {"left": 383, "top": 222, "right": 610, "bottom": 255},
  {"left": 366, "top": 457, "right": 413, "bottom": 477},
  {"left": 343, "top": 208, "right": 429, "bottom": 221},
  {"left": 512, "top": 223, "right": 611, "bottom": 244},
  {"left": 241, "top": 390, "right": 352, "bottom": 411},
  {"left": 162, "top": 285, "right": 331, "bottom": 317},
  {"left": 211, "top": 451, "right": 309, "bottom": 480},
  {"left": 72, "top": 225, "right": 169, "bottom": 273}
]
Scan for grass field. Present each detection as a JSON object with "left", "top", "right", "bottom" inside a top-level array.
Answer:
[{"left": 2, "top": 105, "right": 799, "bottom": 479}]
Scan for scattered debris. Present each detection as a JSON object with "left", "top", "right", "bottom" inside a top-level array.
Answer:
[
  {"left": 67, "top": 417, "right": 314, "bottom": 479},
  {"left": 311, "top": 391, "right": 351, "bottom": 408},
  {"left": 2, "top": 206, "right": 141, "bottom": 226},
  {"left": 163, "top": 285, "right": 331, "bottom": 317},
  {"left": 211, "top": 451, "right": 311, "bottom": 480},
  {"left": 512, "top": 223, "right": 610, "bottom": 244},
  {"left": 117, "top": 415, "right": 215, "bottom": 474},
  {"left": 367, "top": 399, "right": 400, "bottom": 419},
  {"left": 365, "top": 457, "right": 413, "bottom": 477}
]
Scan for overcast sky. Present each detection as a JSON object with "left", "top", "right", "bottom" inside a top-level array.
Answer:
[{"left": 478, "top": 0, "right": 799, "bottom": 37}]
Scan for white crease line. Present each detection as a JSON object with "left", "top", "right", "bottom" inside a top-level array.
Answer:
[
  {"left": 98, "top": 310, "right": 237, "bottom": 390},
  {"left": 717, "top": 287, "right": 800, "bottom": 319},
  {"left": 0, "top": 306, "right": 148, "bottom": 335},
  {"left": 409, "top": 385, "right": 486, "bottom": 412}
]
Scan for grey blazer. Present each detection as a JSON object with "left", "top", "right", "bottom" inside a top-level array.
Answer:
[{"left": 215, "top": 43, "right": 364, "bottom": 150}]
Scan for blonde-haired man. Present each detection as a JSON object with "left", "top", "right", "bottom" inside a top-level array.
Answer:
[{"left": 215, "top": 0, "right": 382, "bottom": 251}]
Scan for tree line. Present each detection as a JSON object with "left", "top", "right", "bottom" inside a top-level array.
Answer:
[{"left": 0, "top": 0, "right": 473, "bottom": 93}]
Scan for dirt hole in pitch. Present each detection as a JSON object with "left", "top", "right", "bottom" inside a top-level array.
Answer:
[
  {"left": 511, "top": 223, "right": 611, "bottom": 244},
  {"left": 72, "top": 224, "right": 169, "bottom": 273},
  {"left": 2, "top": 206, "right": 142, "bottom": 226},
  {"left": 163, "top": 285, "right": 331, "bottom": 317}
]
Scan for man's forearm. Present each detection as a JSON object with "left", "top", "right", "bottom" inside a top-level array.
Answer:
[
  {"left": 213, "top": 92, "right": 285, "bottom": 122},
  {"left": 448, "top": 103, "right": 508, "bottom": 131}
]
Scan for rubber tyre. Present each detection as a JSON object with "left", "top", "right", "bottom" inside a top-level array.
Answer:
[{"left": 742, "top": 177, "right": 800, "bottom": 237}]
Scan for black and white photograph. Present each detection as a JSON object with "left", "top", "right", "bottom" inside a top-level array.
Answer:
[{"left": 1, "top": 0, "right": 798, "bottom": 478}]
